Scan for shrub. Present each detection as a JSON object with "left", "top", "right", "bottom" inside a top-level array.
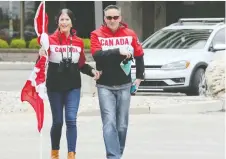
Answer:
[
  {"left": 10, "top": 39, "right": 26, "bottom": 48},
  {"left": 29, "top": 38, "right": 40, "bottom": 49},
  {"left": 0, "top": 39, "right": 9, "bottom": 48},
  {"left": 83, "top": 38, "right": 90, "bottom": 49},
  {"left": 26, "top": 40, "right": 30, "bottom": 48}
]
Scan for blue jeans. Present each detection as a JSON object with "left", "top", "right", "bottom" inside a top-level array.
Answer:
[
  {"left": 47, "top": 88, "right": 81, "bottom": 152},
  {"left": 97, "top": 84, "right": 131, "bottom": 159}
]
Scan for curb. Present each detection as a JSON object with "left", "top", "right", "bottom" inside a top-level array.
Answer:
[
  {"left": 5, "top": 97, "right": 224, "bottom": 115},
  {"left": 78, "top": 100, "right": 224, "bottom": 116},
  {"left": 0, "top": 50, "right": 93, "bottom": 62},
  {"left": 0, "top": 61, "right": 96, "bottom": 70}
]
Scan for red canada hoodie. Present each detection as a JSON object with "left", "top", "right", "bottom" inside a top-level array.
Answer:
[
  {"left": 41, "top": 29, "right": 94, "bottom": 91},
  {"left": 90, "top": 22, "right": 144, "bottom": 86}
]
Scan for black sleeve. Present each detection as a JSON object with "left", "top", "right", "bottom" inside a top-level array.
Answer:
[
  {"left": 80, "top": 63, "right": 94, "bottom": 77},
  {"left": 135, "top": 55, "right": 145, "bottom": 79},
  {"left": 93, "top": 49, "right": 125, "bottom": 68},
  {"left": 93, "top": 48, "right": 125, "bottom": 62},
  {"left": 95, "top": 62, "right": 102, "bottom": 71}
]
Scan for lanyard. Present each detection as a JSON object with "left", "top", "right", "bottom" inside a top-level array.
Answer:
[{"left": 58, "top": 34, "right": 73, "bottom": 59}]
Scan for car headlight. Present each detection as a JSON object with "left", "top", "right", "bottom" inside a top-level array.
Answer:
[{"left": 161, "top": 60, "right": 190, "bottom": 70}]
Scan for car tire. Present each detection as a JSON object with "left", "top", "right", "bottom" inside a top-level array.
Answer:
[{"left": 185, "top": 68, "right": 206, "bottom": 96}]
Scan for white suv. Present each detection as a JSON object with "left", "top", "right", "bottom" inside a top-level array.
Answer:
[{"left": 131, "top": 18, "right": 226, "bottom": 96}]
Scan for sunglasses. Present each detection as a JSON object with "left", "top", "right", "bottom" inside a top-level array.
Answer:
[{"left": 105, "top": 16, "right": 120, "bottom": 20}]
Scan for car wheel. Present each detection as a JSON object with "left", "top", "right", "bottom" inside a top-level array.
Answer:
[
  {"left": 185, "top": 68, "right": 206, "bottom": 96},
  {"left": 198, "top": 73, "right": 207, "bottom": 96}
]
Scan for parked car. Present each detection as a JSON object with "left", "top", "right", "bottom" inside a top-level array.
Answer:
[{"left": 131, "top": 18, "right": 225, "bottom": 96}]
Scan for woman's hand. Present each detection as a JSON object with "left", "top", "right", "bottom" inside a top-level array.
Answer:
[
  {"left": 39, "top": 48, "right": 47, "bottom": 57},
  {"left": 91, "top": 69, "right": 101, "bottom": 80}
]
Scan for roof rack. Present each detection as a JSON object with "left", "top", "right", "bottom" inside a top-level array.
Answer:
[{"left": 178, "top": 18, "right": 225, "bottom": 24}]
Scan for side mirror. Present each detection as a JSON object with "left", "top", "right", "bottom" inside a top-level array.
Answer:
[{"left": 212, "top": 44, "right": 226, "bottom": 52}]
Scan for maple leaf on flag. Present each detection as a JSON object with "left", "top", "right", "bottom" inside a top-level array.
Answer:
[{"left": 21, "top": 1, "right": 49, "bottom": 133}]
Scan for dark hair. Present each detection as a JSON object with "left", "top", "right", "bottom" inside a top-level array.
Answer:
[
  {"left": 104, "top": 5, "right": 121, "bottom": 12},
  {"left": 55, "top": 8, "right": 76, "bottom": 36}
]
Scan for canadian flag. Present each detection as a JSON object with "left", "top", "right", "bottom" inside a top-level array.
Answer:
[{"left": 21, "top": 1, "right": 49, "bottom": 132}]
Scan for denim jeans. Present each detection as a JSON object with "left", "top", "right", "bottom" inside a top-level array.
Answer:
[
  {"left": 47, "top": 88, "right": 81, "bottom": 152},
  {"left": 97, "top": 83, "right": 131, "bottom": 159}
]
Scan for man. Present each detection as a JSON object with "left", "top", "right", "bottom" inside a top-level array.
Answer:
[{"left": 90, "top": 5, "right": 144, "bottom": 159}]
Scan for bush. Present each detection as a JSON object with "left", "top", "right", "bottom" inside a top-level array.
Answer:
[
  {"left": 10, "top": 39, "right": 26, "bottom": 48},
  {"left": 83, "top": 38, "right": 90, "bottom": 49},
  {"left": 26, "top": 40, "right": 30, "bottom": 48},
  {"left": 29, "top": 38, "right": 40, "bottom": 49},
  {"left": 0, "top": 39, "right": 9, "bottom": 48}
]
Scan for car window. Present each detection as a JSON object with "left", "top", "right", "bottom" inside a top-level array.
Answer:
[
  {"left": 142, "top": 29, "right": 212, "bottom": 49},
  {"left": 212, "top": 28, "right": 225, "bottom": 45}
]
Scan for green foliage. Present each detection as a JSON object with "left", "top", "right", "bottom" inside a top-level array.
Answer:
[
  {"left": 0, "top": 38, "right": 91, "bottom": 50},
  {"left": 10, "top": 39, "right": 26, "bottom": 48},
  {"left": 83, "top": 38, "right": 90, "bottom": 49},
  {"left": 28, "top": 38, "right": 40, "bottom": 49},
  {"left": 0, "top": 39, "right": 9, "bottom": 48}
]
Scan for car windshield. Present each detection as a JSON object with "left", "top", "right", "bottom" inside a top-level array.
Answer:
[{"left": 142, "top": 29, "right": 212, "bottom": 49}]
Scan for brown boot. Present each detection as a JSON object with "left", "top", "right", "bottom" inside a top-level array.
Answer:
[
  {"left": 51, "top": 150, "right": 59, "bottom": 159},
  {"left": 68, "top": 152, "right": 76, "bottom": 159}
]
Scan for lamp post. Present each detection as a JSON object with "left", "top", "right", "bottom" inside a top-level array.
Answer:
[
  {"left": 20, "top": 1, "right": 24, "bottom": 39},
  {"left": 94, "top": 1, "right": 103, "bottom": 29},
  {"left": 9, "top": 0, "right": 13, "bottom": 38}
]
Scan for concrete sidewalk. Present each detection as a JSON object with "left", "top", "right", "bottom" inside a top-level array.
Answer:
[
  {"left": 0, "top": 90, "right": 224, "bottom": 115},
  {"left": 0, "top": 112, "right": 224, "bottom": 159}
]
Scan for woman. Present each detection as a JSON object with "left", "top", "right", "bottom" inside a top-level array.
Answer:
[{"left": 38, "top": 9, "right": 100, "bottom": 159}]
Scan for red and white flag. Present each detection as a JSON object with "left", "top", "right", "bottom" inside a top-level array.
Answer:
[{"left": 21, "top": 1, "right": 49, "bottom": 133}]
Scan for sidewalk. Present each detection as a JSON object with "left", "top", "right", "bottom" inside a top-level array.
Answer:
[{"left": 0, "top": 90, "right": 224, "bottom": 115}]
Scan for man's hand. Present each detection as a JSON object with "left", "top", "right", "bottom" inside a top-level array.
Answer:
[
  {"left": 119, "top": 48, "right": 132, "bottom": 59},
  {"left": 91, "top": 69, "right": 101, "bottom": 80}
]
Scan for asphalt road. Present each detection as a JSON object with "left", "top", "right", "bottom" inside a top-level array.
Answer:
[{"left": 0, "top": 113, "right": 224, "bottom": 159}]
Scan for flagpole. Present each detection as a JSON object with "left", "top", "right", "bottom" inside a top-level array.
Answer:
[
  {"left": 42, "top": 0, "right": 48, "bottom": 61},
  {"left": 40, "top": 1, "right": 45, "bottom": 159},
  {"left": 40, "top": 130, "right": 43, "bottom": 159},
  {"left": 42, "top": 1, "right": 45, "bottom": 33}
]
